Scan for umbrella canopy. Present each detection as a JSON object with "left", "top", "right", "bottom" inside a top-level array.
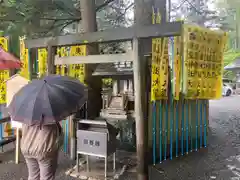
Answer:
[
  {"left": 0, "top": 48, "right": 22, "bottom": 70},
  {"left": 8, "top": 75, "right": 87, "bottom": 125}
]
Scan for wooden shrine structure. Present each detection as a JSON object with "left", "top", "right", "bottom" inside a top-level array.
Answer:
[{"left": 25, "top": 16, "right": 183, "bottom": 180}]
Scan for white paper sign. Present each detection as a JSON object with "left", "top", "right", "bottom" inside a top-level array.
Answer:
[{"left": 11, "top": 119, "right": 22, "bottom": 129}]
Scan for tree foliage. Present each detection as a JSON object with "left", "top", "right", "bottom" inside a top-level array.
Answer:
[
  {"left": 0, "top": 0, "right": 133, "bottom": 38},
  {"left": 214, "top": 0, "right": 240, "bottom": 79},
  {"left": 0, "top": 0, "right": 80, "bottom": 37},
  {"left": 171, "top": 0, "right": 218, "bottom": 27}
]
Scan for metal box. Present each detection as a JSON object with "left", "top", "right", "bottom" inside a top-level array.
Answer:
[{"left": 77, "top": 119, "right": 118, "bottom": 157}]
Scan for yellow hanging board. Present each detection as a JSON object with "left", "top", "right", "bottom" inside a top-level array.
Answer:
[
  {"left": 151, "top": 8, "right": 169, "bottom": 101},
  {"left": 182, "top": 25, "right": 227, "bottom": 99},
  {"left": 56, "top": 47, "right": 69, "bottom": 76},
  {"left": 38, "top": 48, "right": 48, "bottom": 77},
  {"left": 69, "top": 45, "right": 86, "bottom": 84},
  {"left": 19, "top": 36, "right": 29, "bottom": 79},
  {"left": 173, "top": 36, "right": 182, "bottom": 100},
  {"left": 0, "top": 37, "right": 10, "bottom": 104}
]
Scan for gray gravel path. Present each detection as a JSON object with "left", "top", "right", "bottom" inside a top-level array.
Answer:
[{"left": 0, "top": 96, "right": 240, "bottom": 180}]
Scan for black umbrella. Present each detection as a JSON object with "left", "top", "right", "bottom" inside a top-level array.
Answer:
[{"left": 8, "top": 75, "right": 88, "bottom": 125}]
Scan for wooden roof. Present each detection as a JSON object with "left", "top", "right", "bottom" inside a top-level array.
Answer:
[
  {"left": 92, "top": 62, "right": 133, "bottom": 77},
  {"left": 224, "top": 57, "right": 240, "bottom": 71}
]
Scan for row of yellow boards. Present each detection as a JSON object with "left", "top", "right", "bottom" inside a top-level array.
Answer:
[
  {"left": 151, "top": 8, "right": 227, "bottom": 101},
  {"left": 0, "top": 24, "right": 227, "bottom": 104},
  {"left": 151, "top": 26, "right": 227, "bottom": 101},
  {"left": 0, "top": 37, "right": 86, "bottom": 104},
  {"left": 19, "top": 37, "right": 86, "bottom": 83}
]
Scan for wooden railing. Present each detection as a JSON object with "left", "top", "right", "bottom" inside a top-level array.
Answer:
[
  {"left": 0, "top": 116, "right": 16, "bottom": 147},
  {"left": 0, "top": 116, "right": 11, "bottom": 124}
]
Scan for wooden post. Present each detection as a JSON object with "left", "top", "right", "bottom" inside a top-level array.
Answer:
[
  {"left": 47, "top": 40, "right": 56, "bottom": 75},
  {"left": 134, "top": 1, "right": 154, "bottom": 180},
  {"left": 134, "top": 0, "right": 166, "bottom": 179},
  {"left": 79, "top": 0, "right": 97, "bottom": 33},
  {"left": 133, "top": 37, "right": 148, "bottom": 180},
  {"left": 70, "top": 0, "right": 101, "bottom": 160},
  {"left": 79, "top": 0, "right": 101, "bottom": 118}
]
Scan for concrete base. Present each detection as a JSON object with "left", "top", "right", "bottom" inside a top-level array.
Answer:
[
  {"left": 65, "top": 164, "right": 126, "bottom": 180},
  {"left": 148, "top": 148, "right": 208, "bottom": 180},
  {"left": 65, "top": 151, "right": 136, "bottom": 180}
]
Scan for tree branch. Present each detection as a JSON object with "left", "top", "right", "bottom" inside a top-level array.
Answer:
[
  {"left": 60, "top": 19, "right": 77, "bottom": 33},
  {"left": 40, "top": 17, "right": 80, "bottom": 21},
  {"left": 172, "top": 0, "right": 188, "bottom": 11},
  {"left": 42, "top": 20, "right": 58, "bottom": 36},
  {"left": 114, "top": 2, "right": 134, "bottom": 22},
  {"left": 185, "top": 0, "right": 202, "bottom": 15},
  {"left": 96, "top": 0, "right": 115, "bottom": 11},
  {"left": 0, "top": 18, "right": 21, "bottom": 22},
  {"left": 53, "top": 1, "right": 77, "bottom": 17},
  {"left": 40, "top": 0, "right": 116, "bottom": 22}
]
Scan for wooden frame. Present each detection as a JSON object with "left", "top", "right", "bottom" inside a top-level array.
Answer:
[
  {"left": 25, "top": 19, "right": 183, "bottom": 175},
  {"left": 25, "top": 22, "right": 183, "bottom": 48},
  {"left": 55, "top": 51, "right": 134, "bottom": 65}
]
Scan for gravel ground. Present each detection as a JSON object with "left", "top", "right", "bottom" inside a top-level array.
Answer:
[{"left": 0, "top": 96, "right": 240, "bottom": 180}]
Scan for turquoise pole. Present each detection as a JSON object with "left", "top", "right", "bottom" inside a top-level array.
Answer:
[
  {"left": 0, "top": 112, "right": 2, "bottom": 142},
  {"left": 186, "top": 101, "right": 189, "bottom": 154},
  {"left": 159, "top": 100, "right": 163, "bottom": 163},
  {"left": 200, "top": 100, "right": 203, "bottom": 148},
  {"left": 170, "top": 98, "right": 173, "bottom": 160},
  {"left": 181, "top": 99, "right": 184, "bottom": 156},
  {"left": 203, "top": 100, "right": 207, "bottom": 147},
  {"left": 175, "top": 101, "right": 179, "bottom": 157},
  {"left": 190, "top": 101, "right": 193, "bottom": 152},
  {"left": 152, "top": 102, "right": 156, "bottom": 164},
  {"left": 164, "top": 100, "right": 168, "bottom": 160},
  {"left": 195, "top": 100, "right": 198, "bottom": 151}
]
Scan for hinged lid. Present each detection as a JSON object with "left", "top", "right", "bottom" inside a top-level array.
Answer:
[{"left": 78, "top": 119, "right": 119, "bottom": 136}]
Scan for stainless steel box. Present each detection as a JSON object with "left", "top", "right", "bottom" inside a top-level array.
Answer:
[{"left": 77, "top": 119, "right": 118, "bottom": 157}]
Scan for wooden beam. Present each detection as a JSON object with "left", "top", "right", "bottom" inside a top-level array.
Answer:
[
  {"left": 133, "top": 37, "right": 147, "bottom": 180},
  {"left": 0, "top": 116, "right": 10, "bottom": 124},
  {"left": 54, "top": 51, "right": 134, "bottom": 65},
  {"left": 25, "top": 22, "right": 183, "bottom": 48}
]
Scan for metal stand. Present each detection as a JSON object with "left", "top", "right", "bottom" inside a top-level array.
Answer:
[
  {"left": 113, "top": 152, "right": 116, "bottom": 171},
  {"left": 86, "top": 155, "right": 89, "bottom": 172},
  {"left": 76, "top": 152, "right": 116, "bottom": 179},
  {"left": 105, "top": 156, "right": 107, "bottom": 178},
  {"left": 76, "top": 153, "right": 80, "bottom": 172}
]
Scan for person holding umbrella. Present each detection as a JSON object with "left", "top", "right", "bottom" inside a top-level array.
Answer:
[{"left": 8, "top": 75, "right": 88, "bottom": 180}]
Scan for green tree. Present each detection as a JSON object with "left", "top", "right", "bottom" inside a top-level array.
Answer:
[
  {"left": 171, "top": 0, "right": 218, "bottom": 27},
  {"left": 216, "top": 0, "right": 240, "bottom": 49},
  {"left": 0, "top": 0, "right": 132, "bottom": 38},
  {"left": 214, "top": 0, "right": 240, "bottom": 79}
]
